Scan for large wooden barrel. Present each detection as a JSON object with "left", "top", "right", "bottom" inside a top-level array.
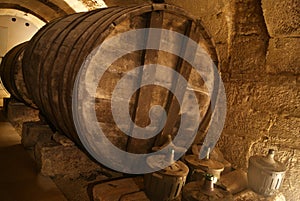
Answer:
[
  {"left": 0, "top": 42, "right": 36, "bottom": 108},
  {"left": 22, "top": 3, "right": 218, "bottom": 159}
]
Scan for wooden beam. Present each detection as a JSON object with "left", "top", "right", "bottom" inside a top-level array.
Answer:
[
  {"left": 126, "top": 10, "right": 164, "bottom": 154},
  {"left": 155, "top": 21, "right": 203, "bottom": 146}
]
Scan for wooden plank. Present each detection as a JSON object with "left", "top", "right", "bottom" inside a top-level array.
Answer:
[
  {"left": 155, "top": 21, "right": 204, "bottom": 146},
  {"left": 193, "top": 103, "right": 212, "bottom": 144},
  {"left": 126, "top": 10, "right": 164, "bottom": 154}
]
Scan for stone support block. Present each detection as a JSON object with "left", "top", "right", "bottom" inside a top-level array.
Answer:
[
  {"left": 21, "top": 121, "right": 54, "bottom": 148},
  {"left": 6, "top": 99, "right": 39, "bottom": 123},
  {"left": 52, "top": 132, "right": 75, "bottom": 146},
  {"left": 234, "top": 189, "right": 286, "bottom": 201},
  {"left": 93, "top": 177, "right": 144, "bottom": 201},
  {"left": 120, "top": 191, "right": 150, "bottom": 201},
  {"left": 35, "top": 139, "right": 102, "bottom": 177}
]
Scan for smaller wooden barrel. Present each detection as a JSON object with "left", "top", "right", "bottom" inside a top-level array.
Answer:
[
  {"left": 0, "top": 42, "right": 36, "bottom": 108},
  {"left": 144, "top": 161, "right": 189, "bottom": 201}
]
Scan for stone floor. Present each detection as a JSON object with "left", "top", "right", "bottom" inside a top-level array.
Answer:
[
  {"left": 0, "top": 108, "right": 67, "bottom": 201},
  {"left": 0, "top": 105, "right": 287, "bottom": 201}
]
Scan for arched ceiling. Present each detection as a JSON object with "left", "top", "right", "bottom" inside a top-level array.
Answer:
[
  {"left": 0, "top": 0, "right": 161, "bottom": 23},
  {"left": 0, "top": 0, "right": 108, "bottom": 22},
  {"left": 0, "top": 0, "right": 72, "bottom": 22}
]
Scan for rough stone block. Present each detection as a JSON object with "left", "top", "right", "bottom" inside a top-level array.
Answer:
[
  {"left": 224, "top": 80, "right": 299, "bottom": 123},
  {"left": 268, "top": 116, "right": 300, "bottom": 147},
  {"left": 251, "top": 82, "right": 300, "bottom": 117},
  {"left": 6, "top": 100, "right": 39, "bottom": 123},
  {"left": 223, "top": 108, "right": 272, "bottom": 139},
  {"left": 21, "top": 121, "right": 54, "bottom": 148},
  {"left": 224, "top": 82, "right": 254, "bottom": 109},
  {"left": 52, "top": 132, "right": 75, "bottom": 147},
  {"left": 220, "top": 169, "right": 248, "bottom": 195},
  {"left": 35, "top": 141, "right": 102, "bottom": 177},
  {"left": 234, "top": 189, "right": 286, "bottom": 201},
  {"left": 234, "top": 0, "right": 269, "bottom": 37},
  {"left": 230, "top": 36, "right": 267, "bottom": 74},
  {"left": 120, "top": 191, "right": 150, "bottom": 201},
  {"left": 266, "top": 38, "right": 300, "bottom": 75},
  {"left": 93, "top": 177, "right": 143, "bottom": 201},
  {"left": 262, "top": 0, "right": 300, "bottom": 36},
  {"left": 217, "top": 133, "right": 257, "bottom": 170}
]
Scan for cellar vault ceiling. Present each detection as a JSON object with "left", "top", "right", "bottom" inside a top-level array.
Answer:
[{"left": 0, "top": 0, "right": 152, "bottom": 22}]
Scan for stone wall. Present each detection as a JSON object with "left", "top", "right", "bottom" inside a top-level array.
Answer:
[
  {"left": 106, "top": 0, "right": 299, "bottom": 200},
  {"left": 22, "top": 0, "right": 299, "bottom": 199},
  {"left": 161, "top": 0, "right": 299, "bottom": 200}
]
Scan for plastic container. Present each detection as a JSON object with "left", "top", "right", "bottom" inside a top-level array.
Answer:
[
  {"left": 144, "top": 161, "right": 189, "bottom": 201},
  {"left": 248, "top": 149, "right": 286, "bottom": 196}
]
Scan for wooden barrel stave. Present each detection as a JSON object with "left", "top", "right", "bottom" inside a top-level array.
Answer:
[
  {"left": 39, "top": 11, "right": 97, "bottom": 133},
  {"left": 44, "top": 9, "right": 119, "bottom": 140},
  {"left": 23, "top": 12, "right": 88, "bottom": 132},
  {"left": 59, "top": 5, "right": 150, "bottom": 142},
  {"left": 55, "top": 5, "right": 151, "bottom": 142},
  {"left": 35, "top": 5, "right": 149, "bottom": 142}
]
